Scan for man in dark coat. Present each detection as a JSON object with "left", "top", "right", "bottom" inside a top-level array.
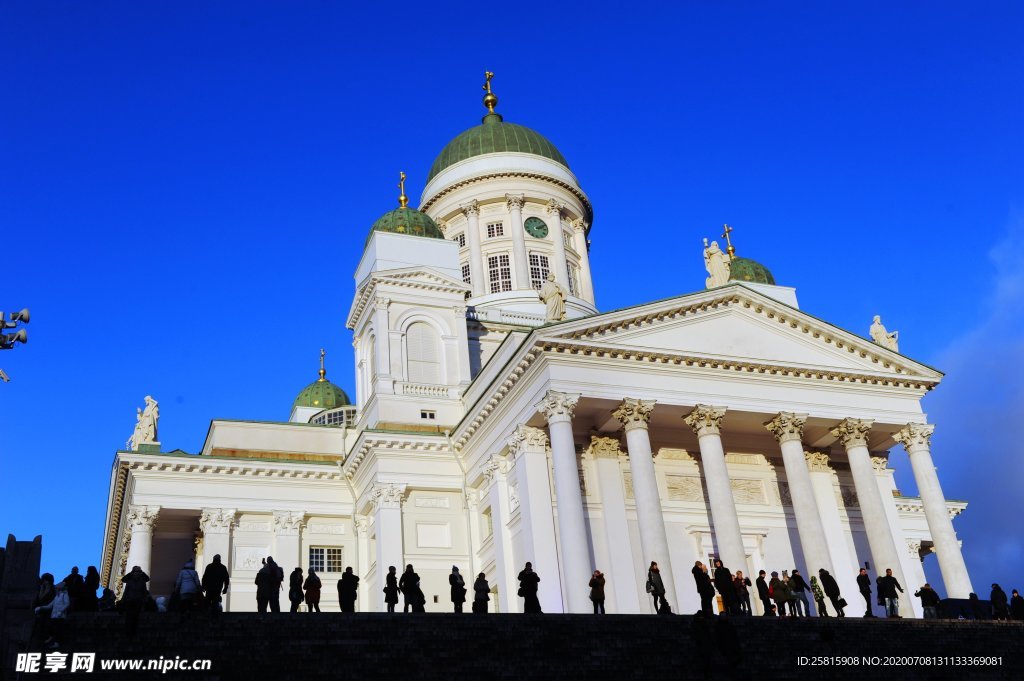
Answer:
[
  {"left": 857, "top": 568, "right": 874, "bottom": 617},
  {"left": 990, "top": 584, "right": 1009, "bottom": 620},
  {"left": 399, "top": 565, "right": 422, "bottom": 613},
  {"left": 255, "top": 557, "right": 284, "bottom": 612},
  {"left": 201, "top": 554, "right": 230, "bottom": 614},
  {"left": 1011, "top": 589, "right": 1024, "bottom": 621},
  {"left": 589, "top": 570, "right": 606, "bottom": 614},
  {"left": 518, "top": 562, "right": 542, "bottom": 613},
  {"left": 121, "top": 566, "right": 150, "bottom": 637},
  {"left": 877, "top": 568, "right": 903, "bottom": 618},
  {"left": 473, "top": 573, "right": 490, "bottom": 614},
  {"left": 63, "top": 567, "right": 85, "bottom": 612},
  {"left": 692, "top": 561, "right": 715, "bottom": 616},
  {"left": 915, "top": 583, "right": 941, "bottom": 619},
  {"left": 818, "top": 569, "right": 845, "bottom": 617},
  {"left": 789, "top": 569, "right": 810, "bottom": 617},
  {"left": 712, "top": 559, "right": 738, "bottom": 614},
  {"left": 756, "top": 570, "right": 772, "bottom": 616},
  {"left": 449, "top": 566, "right": 467, "bottom": 613},
  {"left": 337, "top": 567, "right": 359, "bottom": 612}
]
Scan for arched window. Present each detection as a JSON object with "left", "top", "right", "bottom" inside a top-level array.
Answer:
[{"left": 406, "top": 322, "right": 441, "bottom": 384}]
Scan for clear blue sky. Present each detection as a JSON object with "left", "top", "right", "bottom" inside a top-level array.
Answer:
[{"left": 2, "top": 1, "right": 1021, "bottom": 598}]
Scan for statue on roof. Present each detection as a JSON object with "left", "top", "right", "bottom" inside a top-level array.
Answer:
[
  {"left": 869, "top": 315, "right": 899, "bottom": 352},
  {"left": 129, "top": 395, "right": 160, "bottom": 451},
  {"left": 703, "top": 238, "right": 732, "bottom": 288},
  {"left": 539, "top": 273, "right": 566, "bottom": 322}
]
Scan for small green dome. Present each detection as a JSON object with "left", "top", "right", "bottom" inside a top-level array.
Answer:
[
  {"left": 366, "top": 206, "right": 445, "bottom": 246},
  {"left": 293, "top": 379, "right": 350, "bottom": 410},
  {"left": 729, "top": 257, "right": 776, "bottom": 285},
  {"left": 427, "top": 113, "right": 569, "bottom": 182}
]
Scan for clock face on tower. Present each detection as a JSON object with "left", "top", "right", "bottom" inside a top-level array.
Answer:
[{"left": 524, "top": 217, "right": 549, "bottom": 238}]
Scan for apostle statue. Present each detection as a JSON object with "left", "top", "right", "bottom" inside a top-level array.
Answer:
[
  {"left": 129, "top": 395, "right": 160, "bottom": 450},
  {"left": 869, "top": 315, "right": 899, "bottom": 352},
  {"left": 539, "top": 273, "right": 566, "bottom": 322},
  {"left": 703, "top": 238, "right": 732, "bottom": 288}
]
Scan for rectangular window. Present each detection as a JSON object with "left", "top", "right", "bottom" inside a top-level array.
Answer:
[
  {"left": 567, "top": 263, "right": 579, "bottom": 296},
  {"left": 455, "top": 233, "right": 466, "bottom": 248},
  {"left": 529, "top": 252, "right": 550, "bottom": 290},
  {"left": 420, "top": 410, "right": 436, "bottom": 420},
  {"left": 488, "top": 254, "right": 512, "bottom": 293},
  {"left": 309, "top": 546, "right": 343, "bottom": 573},
  {"left": 563, "top": 232, "right": 574, "bottom": 251},
  {"left": 461, "top": 263, "right": 471, "bottom": 285},
  {"left": 486, "top": 222, "right": 504, "bottom": 238}
]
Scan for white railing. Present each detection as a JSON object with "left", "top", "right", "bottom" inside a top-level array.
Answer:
[{"left": 399, "top": 382, "right": 451, "bottom": 398}]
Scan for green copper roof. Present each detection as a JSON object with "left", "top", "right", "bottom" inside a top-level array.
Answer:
[
  {"left": 427, "top": 113, "right": 569, "bottom": 182},
  {"left": 729, "top": 257, "right": 776, "bottom": 285},
  {"left": 293, "top": 379, "right": 351, "bottom": 410},
  {"left": 366, "top": 206, "right": 445, "bottom": 246}
]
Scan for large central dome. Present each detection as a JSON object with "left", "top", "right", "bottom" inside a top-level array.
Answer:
[{"left": 427, "top": 112, "right": 569, "bottom": 183}]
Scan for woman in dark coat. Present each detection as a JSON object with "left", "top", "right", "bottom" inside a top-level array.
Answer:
[
  {"left": 383, "top": 566, "right": 399, "bottom": 613},
  {"left": 289, "top": 568, "right": 304, "bottom": 612},
  {"left": 80, "top": 566, "right": 100, "bottom": 612},
  {"left": 518, "top": 562, "right": 542, "bottom": 613},
  {"left": 472, "top": 573, "right": 490, "bottom": 614},
  {"left": 589, "top": 570, "right": 606, "bottom": 614},
  {"left": 712, "top": 559, "right": 737, "bottom": 614},
  {"left": 991, "top": 584, "right": 1010, "bottom": 620},
  {"left": 692, "top": 562, "right": 715, "bottom": 616},
  {"left": 648, "top": 561, "right": 670, "bottom": 614},
  {"left": 399, "top": 565, "right": 425, "bottom": 613},
  {"left": 337, "top": 567, "right": 359, "bottom": 613},
  {"left": 303, "top": 569, "right": 321, "bottom": 612},
  {"left": 818, "top": 569, "right": 845, "bottom": 617},
  {"left": 449, "top": 566, "right": 467, "bottom": 612}
]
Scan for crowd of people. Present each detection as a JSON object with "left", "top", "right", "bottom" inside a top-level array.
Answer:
[{"left": 30, "top": 556, "right": 1024, "bottom": 642}]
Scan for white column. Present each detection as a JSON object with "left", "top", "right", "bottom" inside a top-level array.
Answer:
[
  {"left": 805, "top": 452, "right": 861, "bottom": 609},
  {"left": 465, "top": 489, "right": 483, "bottom": 576},
  {"left": 831, "top": 419, "right": 910, "bottom": 609},
  {"left": 125, "top": 505, "right": 160, "bottom": 576},
  {"left": 508, "top": 424, "right": 563, "bottom": 612},
  {"left": 589, "top": 435, "right": 642, "bottom": 613},
  {"left": 372, "top": 297, "right": 393, "bottom": 393},
  {"left": 536, "top": 390, "right": 591, "bottom": 613},
  {"left": 355, "top": 515, "right": 370, "bottom": 612},
  {"left": 871, "top": 456, "right": 920, "bottom": 616},
  {"left": 545, "top": 200, "right": 570, "bottom": 290},
  {"left": 199, "top": 508, "right": 235, "bottom": 610},
  {"left": 683, "top": 405, "right": 748, "bottom": 576},
  {"left": 372, "top": 484, "right": 406, "bottom": 611},
  {"left": 461, "top": 201, "right": 485, "bottom": 297},
  {"left": 893, "top": 423, "right": 973, "bottom": 598},
  {"left": 505, "top": 194, "right": 530, "bottom": 289},
  {"left": 613, "top": 398, "right": 678, "bottom": 607},
  {"left": 571, "top": 218, "right": 595, "bottom": 304},
  {"left": 484, "top": 455, "right": 518, "bottom": 612},
  {"left": 765, "top": 413, "right": 835, "bottom": 585},
  {"left": 272, "top": 511, "right": 305, "bottom": 573}
]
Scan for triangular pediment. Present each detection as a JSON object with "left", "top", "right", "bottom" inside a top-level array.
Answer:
[
  {"left": 348, "top": 267, "right": 470, "bottom": 329},
  {"left": 541, "top": 285, "right": 941, "bottom": 381}
]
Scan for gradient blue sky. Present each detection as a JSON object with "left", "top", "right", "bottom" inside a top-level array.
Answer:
[{"left": 2, "top": 1, "right": 1021, "bottom": 598}]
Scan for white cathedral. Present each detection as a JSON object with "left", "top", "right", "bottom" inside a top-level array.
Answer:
[{"left": 100, "top": 75, "right": 973, "bottom": 617}]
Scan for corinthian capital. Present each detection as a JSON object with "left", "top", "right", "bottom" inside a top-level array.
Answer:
[
  {"left": 683, "top": 405, "right": 727, "bottom": 437},
  {"left": 612, "top": 398, "right": 657, "bottom": 432},
  {"left": 371, "top": 483, "right": 407, "bottom": 511},
  {"left": 507, "top": 425, "right": 549, "bottom": 457},
  {"left": 764, "top": 412, "right": 808, "bottom": 444},
  {"left": 571, "top": 218, "right": 587, "bottom": 234},
  {"left": 127, "top": 505, "right": 160, "bottom": 532},
  {"left": 536, "top": 390, "right": 580, "bottom": 424},
  {"left": 460, "top": 200, "right": 479, "bottom": 217},
  {"left": 892, "top": 423, "right": 934, "bottom": 453},
  {"left": 505, "top": 193, "right": 525, "bottom": 210},
  {"left": 199, "top": 508, "right": 236, "bottom": 534},
  {"left": 545, "top": 199, "right": 563, "bottom": 217},
  {"left": 272, "top": 511, "right": 306, "bottom": 536},
  {"left": 870, "top": 456, "right": 889, "bottom": 474},
  {"left": 587, "top": 435, "right": 623, "bottom": 458},
  {"left": 830, "top": 418, "right": 874, "bottom": 449},
  {"left": 804, "top": 451, "right": 832, "bottom": 473}
]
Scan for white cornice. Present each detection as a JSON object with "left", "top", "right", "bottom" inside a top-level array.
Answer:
[
  {"left": 894, "top": 496, "right": 967, "bottom": 519},
  {"left": 343, "top": 433, "right": 452, "bottom": 481},
  {"left": 119, "top": 453, "right": 344, "bottom": 481},
  {"left": 347, "top": 268, "right": 470, "bottom": 330}
]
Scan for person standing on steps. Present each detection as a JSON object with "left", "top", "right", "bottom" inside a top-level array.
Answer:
[
  {"left": 81, "top": 566, "right": 101, "bottom": 612},
  {"left": 589, "top": 570, "right": 606, "bottom": 614},
  {"left": 303, "top": 569, "right": 322, "bottom": 613},
  {"left": 473, "top": 572, "right": 490, "bottom": 614},
  {"left": 756, "top": 570, "right": 772, "bottom": 616},
  {"left": 201, "top": 554, "right": 230, "bottom": 614},
  {"left": 383, "top": 566, "right": 399, "bottom": 613},
  {"left": 915, "top": 583, "right": 940, "bottom": 619},
  {"left": 691, "top": 561, "right": 714, "bottom": 616},
  {"left": 770, "top": 571, "right": 790, "bottom": 618},
  {"left": 518, "top": 562, "right": 542, "bottom": 613},
  {"left": 174, "top": 560, "right": 203, "bottom": 615},
  {"left": 991, "top": 584, "right": 1010, "bottom": 620},
  {"left": 713, "top": 559, "right": 737, "bottom": 614},
  {"left": 338, "top": 567, "right": 359, "bottom": 612},
  {"left": 121, "top": 566, "right": 150, "bottom": 638},
  {"left": 289, "top": 567, "right": 304, "bottom": 613},
  {"left": 62, "top": 567, "right": 85, "bottom": 613},
  {"left": 399, "top": 564, "right": 424, "bottom": 613},
  {"left": 1010, "top": 589, "right": 1024, "bottom": 621},
  {"left": 818, "top": 568, "right": 845, "bottom": 617},
  {"left": 35, "top": 581, "right": 71, "bottom": 650},
  {"left": 857, "top": 567, "right": 874, "bottom": 617},
  {"left": 449, "top": 566, "right": 467, "bottom": 612},
  {"left": 789, "top": 569, "right": 810, "bottom": 617},
  {"left": 648, "top": 561, "right": 671, "bottom": 614},
  {"left": 733, "top": 571, "right": 752, "bottom": 615},
  {"left": 878, "top": 568, "right": 903, "bottom": 618},
  {"left": 810, "top": 575, "right": 828, "bottom": 616}
]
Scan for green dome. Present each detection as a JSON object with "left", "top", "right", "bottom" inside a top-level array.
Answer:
[
  {"left": 366, "top": 206, "right": 445, "bottom": 246},
  {"left": 293, "top": 379, "right": 350, "bottom": 410},
  {"left": 427, "top": 113, "right": 569, "bottom": 182},
  {"left": 729, "top": 257, "right": 776, "bottom": 285}
]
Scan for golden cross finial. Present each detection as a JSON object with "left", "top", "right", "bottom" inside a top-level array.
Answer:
[
  {"left": 397, "top": 171, "right": 408, "bottom": 208},
  {"left": 482, "top": 71, "right": 498, "bottom": 114},
  {"left": 721, "top": 223, "right": 735, "bottom": 258},
  {"left": 483, "top": 71, "right": 494, "bottom": 94},
  {"left": 318, "top": 347, "right": 326, "bottom": 381}
]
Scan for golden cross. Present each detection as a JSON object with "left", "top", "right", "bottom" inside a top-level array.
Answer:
[
  {"left": 397, "top": 171, "right": 408, "bottom": 207},
  {"left": 318, "top": 347, "right": 326, "bottom": 381},
  {"left": 721, "top": 224, "right": 735, "bottom": 258},
  {"left": 483, "top": 71, "right": 494, "bottom": 94}
]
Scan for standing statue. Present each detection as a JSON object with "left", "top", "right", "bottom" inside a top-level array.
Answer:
[
  {"left": 539, "top": 273, "right": 567, "bottom": 322},
  {"left": 869, "top": 315, "right": 899, "bottom": 352},
  {"left": 129, "top": 395, "right": 160, "bottom": 450},
  {"left": 703, "top": 238, "right": 732, "bottom": 288}
]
